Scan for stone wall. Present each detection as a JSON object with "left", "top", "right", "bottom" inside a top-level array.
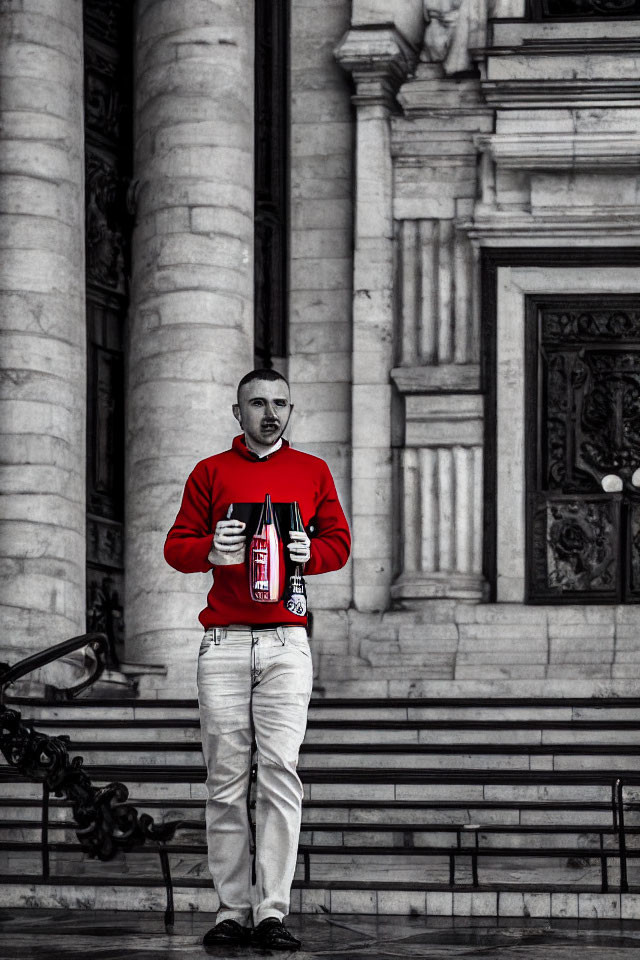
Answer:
[
  {"left": 311, "top": 602, "right": 640, "bottom": 697},
  {"left": 288, "top": 0, "right": 354, "bottom": 617},
  {"left": 310, "top": 0, "right": 640, "bottom": 697}
]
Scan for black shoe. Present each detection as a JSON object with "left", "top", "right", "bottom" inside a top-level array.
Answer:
[
  {"left": 253, "top": 917, "right": 301, "bottom": 951},
  {"left": 203, "top": 919, "right": 253, "bottom": 946}
]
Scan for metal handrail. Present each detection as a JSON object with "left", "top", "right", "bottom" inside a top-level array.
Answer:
[
  {"left": 0, "top": 637, "right": 180, "bottom": 929},
  {"left": 2, "top": 668, "right": 639, "bottom": 920},
  {"left": 0, "top": 633, "right": 109, "bottom": 703}
]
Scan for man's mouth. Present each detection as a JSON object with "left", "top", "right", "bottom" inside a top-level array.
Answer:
[{"left": 262, "top": 424, "right": 278, "bottom": 431}]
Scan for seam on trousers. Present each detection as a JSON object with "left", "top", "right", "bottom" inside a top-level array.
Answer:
[{"left": 247, "top": 636, "right": 258, "bottom": 886}]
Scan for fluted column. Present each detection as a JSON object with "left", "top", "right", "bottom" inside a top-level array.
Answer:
[
  {"left": 0, "top": 1, "right": 86, "bottom": 659},
  {"left": 398, "top": 218, "right": 480, "bottom": 368},
  {"left": 391, "top": 397, "right": 485, "bottom": 601},
  {"left": 126, "top": 0, "right": 255, "bottom": 680},
  {"left": 336, "top": 26, "right": 417, "bottom": 612}
]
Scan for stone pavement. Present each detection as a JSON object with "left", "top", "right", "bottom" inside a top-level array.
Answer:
[{"left": 1, "top": 909, "right": 640, "bottom": 959}]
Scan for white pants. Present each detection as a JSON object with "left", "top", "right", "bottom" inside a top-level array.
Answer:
[{"left": 196, "top": 624, "right": 313, "bottom": 927}]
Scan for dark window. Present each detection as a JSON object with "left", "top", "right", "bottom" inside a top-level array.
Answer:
[
  {"left": 529, "top": 0, "right": 640, "bottom": 18},
  {"left": 254, "top": 0, "right": 289, "bottom": 367},
  {"left": 526, "top": 296, "right": 640, "bottom": 603},
  {"left": 84, "top": 0, "right": 133, "bottom": 663}
]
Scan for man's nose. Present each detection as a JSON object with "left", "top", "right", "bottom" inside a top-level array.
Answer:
[{"left": 264, "top": 402, "right": 277, "bottom": 418}]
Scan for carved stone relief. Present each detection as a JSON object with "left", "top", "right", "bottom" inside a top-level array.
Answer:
[
  {"left": 85, "top": 45, "right": 122, "bottom": 142},
  {"left": 86, "top": 149, "right": 126, "bottom": 294},
  {"left": 84, "top": 0, "right": 124, "bottom": 46},
  {"left": 421, "top": 0, "right": 487, "bottom": 74}
]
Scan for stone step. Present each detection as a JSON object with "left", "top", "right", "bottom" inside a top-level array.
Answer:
[
  {"left": 0, "top": 801, "right": 625, "bottom": 827},
  {"left": 3, "top": 819, "right": 636, "bottom": 850},
  {"left": 1, "top": 775, "right": 635, "bottom": 806},
  {"left": 12, "top": 721, "right": 640, "bottom": 746},
  {"left": 9, "top": 696, "right": 640, "bottom": 726},
  {"left": 1, "top": 847, "right": 635, "bottom": 888},
  {"left": 2, "top": 878, "right": 640, "bottom": 919},
  {"left": 4, "top": 754, "right": 637, "bottom": 778},
  {"left": 3, "top": 797, "right": 632, "bottom": 834}
]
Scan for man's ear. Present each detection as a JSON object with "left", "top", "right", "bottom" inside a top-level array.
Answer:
[{"left": 232, "top": 403, "right": 241, "bottom": 424}]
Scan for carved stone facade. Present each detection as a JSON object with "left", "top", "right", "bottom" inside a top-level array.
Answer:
[
  {"left": 3, "top": 0, "right": 640, "bottom": 697},
  {"left": 328, "top": 0, "right": 640, "bottom": 694}
]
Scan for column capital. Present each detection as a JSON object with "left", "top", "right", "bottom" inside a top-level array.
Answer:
[{"left": 335, "top": 25, "right": 418, "bottom": 109}]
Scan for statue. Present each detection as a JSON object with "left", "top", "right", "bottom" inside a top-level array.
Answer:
[{"left": 422, "top": 0, "right": 487, "bottom": 75}]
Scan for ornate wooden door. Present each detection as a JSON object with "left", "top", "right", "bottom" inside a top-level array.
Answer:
[
  {"left": 526, "top": 297, "right": 640, "bottom": 603},
  {"left": 254, "top": 0, "right": 289, "bottom": 367},
  {"left": 84, "top": 0, "right": 133, "bottom": 661},
  {"left": 530, "top": 0, "right": 640, "bottom": 18}
]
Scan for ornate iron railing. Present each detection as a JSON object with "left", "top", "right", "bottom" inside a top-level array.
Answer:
[{"left": 0, "top": 635, "right": 185, "bottom": 928}]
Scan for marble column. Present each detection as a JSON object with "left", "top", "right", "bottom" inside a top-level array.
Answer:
[
  {"left": 126, "top": 0, "right": 255, "bottom": 683},
  {"left": 336, "top": 27, "right": 417, "bottom": 612},
  {"left": 0, "top": 0, "right": 86, "bottom": 660}
]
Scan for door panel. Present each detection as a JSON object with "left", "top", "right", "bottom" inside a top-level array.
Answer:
[
  {"left": 527, "top": 298, "right": 640, "bottom": 603},
  {"left": 530, "top": 1, "right": 640, "bottom": 19},
  {"left": 84, "top": 0, "right": 132, "bottom": 663}
]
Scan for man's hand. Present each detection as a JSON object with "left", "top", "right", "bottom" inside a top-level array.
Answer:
[
  {"left": 208, "top": 520, "right": 246, "bottom": 566},
  {"left": 287, "top": 529, "right": 311, "bottom": 565}
]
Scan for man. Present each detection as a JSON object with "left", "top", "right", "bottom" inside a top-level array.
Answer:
[{"left": 164, "top": 369, "right": 351, "bottom": 951}]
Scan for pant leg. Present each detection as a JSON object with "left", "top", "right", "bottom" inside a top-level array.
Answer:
[
  {"left": 197, "top": 629, "right": 254, "bottom": 926},
  {"left": 250, "top": 626, "right": 313, "bottom": 925}
]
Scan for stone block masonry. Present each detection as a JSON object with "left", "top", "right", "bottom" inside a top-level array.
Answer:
[
  {"left": 311, "top": 603, "right": 640, "bottom": 695},
  {"left": 289, "top": 0, "right": 354, "bottom": 621},
  {"left": 0, "top": 0, "right": 86, "bottom": 660}
]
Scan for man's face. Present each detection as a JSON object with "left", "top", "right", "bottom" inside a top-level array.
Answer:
[{"left": 233, "top": 379, "right": 293, "bottom": 449}]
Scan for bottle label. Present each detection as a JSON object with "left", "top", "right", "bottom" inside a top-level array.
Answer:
[{"left": 284, "top": 579, "right": 307, "bottom": 617}]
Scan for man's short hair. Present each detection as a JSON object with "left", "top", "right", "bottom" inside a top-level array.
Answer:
[{"left": 237, "top": 368, "right": 290, "bottom": 404}]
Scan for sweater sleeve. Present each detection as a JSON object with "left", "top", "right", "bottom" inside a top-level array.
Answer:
[
  {"left": 164, "top": 462, "right": 215, "bottom": 574},
  {"left": 304, "top": 462, "right": 351, "bottom": 576}
]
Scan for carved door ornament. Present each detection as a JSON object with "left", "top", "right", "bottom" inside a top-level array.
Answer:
[
  {"left": 84, "top": 0, "right": 132, "bottom": 660},
  {"left": 530, "top": 0, "right": 640, "bottom": 18},
  {"left": 254, "top": 0, "right": 288, "bottom": 366},
  {"left": 526, "top": 298, "right": 640, "bottom": 603}
]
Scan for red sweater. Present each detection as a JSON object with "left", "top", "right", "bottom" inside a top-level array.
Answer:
[{"left": 164, "top": 434, "right": 351, "bottom": 629}]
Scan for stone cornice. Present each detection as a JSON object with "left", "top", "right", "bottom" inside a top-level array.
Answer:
[
  {"left": 467, "top": 212, "right": 640, "bottom": 245},
  {"left": 335, "top": 24, "right": 418, "bottom": 108},
  {"left": 477, "top": 34, "right": 640, "bottom": 107},
  {"left": 476, "top": 132, "right": 640, "bottom": 171},
  {"left": 480, "top": 38, "right": 640, "bottom": 58},
  {"left": 397, "top": 73, "right": 489, "bottom": 117},
  {"left": 480, "top": 78, "right": 640, "bottom": 108}
]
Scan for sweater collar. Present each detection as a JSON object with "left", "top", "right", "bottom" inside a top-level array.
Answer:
[{"left": 232, "top": 433, "right": 290, "bottom": 462}]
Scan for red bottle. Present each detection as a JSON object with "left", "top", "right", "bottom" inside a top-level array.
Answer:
[{"left": 249, "top": 493, "right": 281, "bottom": 602}]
